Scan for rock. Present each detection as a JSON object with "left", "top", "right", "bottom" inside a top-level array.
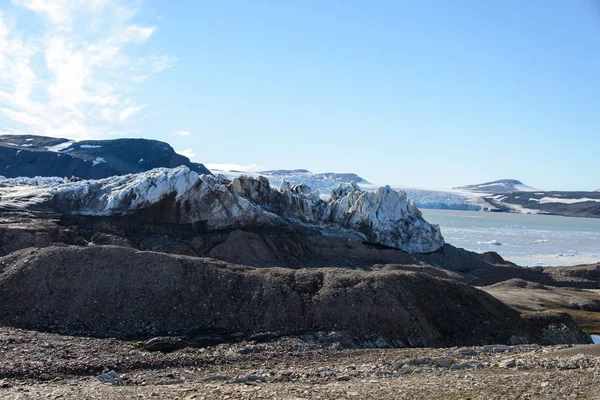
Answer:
[
  {"left": 237, "top": 345, "right": 262, "bottom": 354},
  {"left": 449, "top": 361, "right": 481, "bottom": 371},
  {"left": 483, "top": 345, "right": 510, "bottom": 353},
  {"left": 39, "top": 373, "right": 52, "bottom": 381},
  {"left": 142, "top": 337, "right": 187, "bottom": 353},
  {"left": 456, "top": 348, "right": 477, "bottom": 356},
  {"left": 97, "top": 370, "right": 124, "bottom": 386},
  {"left": 397, "top": 365, "right": 418, "bottom": 375},
  {"left": 406, "top": 357, "right": 433, "bottom": 366},
  {"left": 499, "top": 359, "right": 516, "bottom": 369},
  {"left": 245, "top": 375, "right": 266, "bottom": 382},
  {"left": 431, "top": 357, "right": 456, "bottom": 368}
]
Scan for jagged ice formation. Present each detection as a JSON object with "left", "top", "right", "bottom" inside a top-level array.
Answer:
[{"left": 2, "top": 166, "right": 445, "bottom": 253}]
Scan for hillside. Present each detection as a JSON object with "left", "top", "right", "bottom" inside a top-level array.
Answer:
[
  {"left": 0, "top": 135, "right": 210, "bottom": 179},
  {"left": 486, "top": 191, "right": 600, "bottom": 218}
]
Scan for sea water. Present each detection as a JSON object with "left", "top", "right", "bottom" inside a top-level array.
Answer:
[
  {"left": 421, "top": 210, "right": 600, "bottom": 267},
  {"left": 592, "top": 335, "right": 600, "bottom": 344}
]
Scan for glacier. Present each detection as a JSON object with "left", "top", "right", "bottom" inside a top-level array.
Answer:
[
  {"left": 0, "top": 166, "right": 445, "bottom": 253},
  {"left": 212, "top": 168, "right": 484, "bottom": 211}
]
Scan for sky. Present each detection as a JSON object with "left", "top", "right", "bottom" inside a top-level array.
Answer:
[{"left": 0, "top": 0, "right": 599, "bottom": 191}]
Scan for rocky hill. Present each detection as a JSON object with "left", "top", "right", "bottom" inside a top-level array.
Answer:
[
  {"left": 454, "top": 179, "right": 600, "bottom": 218},
  {"left": 484, "top": 191, "right": 600, "bottom": 218},
  {"left": 0, "top": 135, "right": 210, "bottom": 179}
]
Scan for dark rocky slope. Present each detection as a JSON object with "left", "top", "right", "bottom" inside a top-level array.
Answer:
[
  {"left": 0, "top": 245, "right": 590, "bottom": 346},
  {"left": 0, "top": 134, "right": 210, "bottom": 179},
  {"left": 0, "top": 208, "right": 595, "bottom": 344}
]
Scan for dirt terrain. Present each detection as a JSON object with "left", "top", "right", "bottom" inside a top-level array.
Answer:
[
  {"left": 484, "top": 279, "right": 600, "bottom": 334},
  {"left": 0, "top": 326, "right": 599, "bottom": 399}
]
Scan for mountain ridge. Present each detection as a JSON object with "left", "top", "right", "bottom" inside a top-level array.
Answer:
[{"left": 0, "top": 134, "right": 210, "bottom": 179}]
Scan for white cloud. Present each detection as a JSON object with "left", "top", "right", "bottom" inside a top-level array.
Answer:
[
  {"left": 12, "top": 0, "right": 77, "bottom": 26},
  {"left": 150, "top": 54, "right": 178, "bottom": 73},
  {"left": 124, "top": 25, "right": 156, "bottom": 44},
  {"left": 177, "top": 148, "right": 195, "bottom": 160},
  {"left": 0, "top": 0, "right": 177, "bottom": 140},
  {"left": 118, "top": 104, "right": 147, "bottom": 122},
  {"left": 169, "top": 130, "right": 192, "bottom": 137},
  {"left": 204, "top": 163, "right": 264, "bottom": 172}
]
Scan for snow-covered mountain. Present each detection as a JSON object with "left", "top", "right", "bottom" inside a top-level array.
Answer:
[
  {"left": 0, "top": 135, "right": 210, "bottom": 179},
  {"left": 455, "top": 179, "right": 538, "bottom": 194}
]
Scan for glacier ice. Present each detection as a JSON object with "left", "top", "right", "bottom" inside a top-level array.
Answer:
[{"left": 0, "top": 167, "right": 445, "bottom": 253}]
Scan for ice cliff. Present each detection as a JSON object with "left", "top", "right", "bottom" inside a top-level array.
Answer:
[{"left": 2, "top": 166, "right": 445, "bottom": 253}]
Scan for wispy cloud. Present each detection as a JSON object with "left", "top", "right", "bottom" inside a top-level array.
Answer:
[
  {"left": 177, "top": 148, "right": 196, "bottom": 160},
  {"left": 0, "top": 0, "right": 176, "bottom": 140},
  {"left": 118, "top": 104, "right": 148, "bottom": 122},
  {"left": 169, "top": 130, "right": 192, "bottom": 137},
  {"left": 205, "top": 163, "right": 264, "bottom": 172}
]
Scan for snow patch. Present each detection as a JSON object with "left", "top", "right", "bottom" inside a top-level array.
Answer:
[
  {"left": 530, "top": 197, "right": 600, "bottom": 205},
  {"left": 80, "top": 144, "right": 102, "bottom": 149},
  {"left": 92, "top": 157, "right": 107, "bottom": 166},
  {"left": 47, "top": 142, "right": 74, "bottom": 152}
]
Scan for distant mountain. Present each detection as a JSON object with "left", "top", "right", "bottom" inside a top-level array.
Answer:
[
  {"left": 455, "top": 179, "right": 537, "bottom": 194},
  {"left": 485, "top": 191, "right": 600, "bottom": 219},
  {"left": 0, "top": 135, "right": 210, "bottom": 179},
  {"left": 258, "top": 169, "right": 370, "bottom": 184},
  {"left": 211, "top": 168, "right": 371, "bottom": 196}
]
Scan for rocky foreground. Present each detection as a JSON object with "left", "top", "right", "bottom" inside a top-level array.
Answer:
[{"left": 0, "top": 326, "right": 599, "bottom": 399}]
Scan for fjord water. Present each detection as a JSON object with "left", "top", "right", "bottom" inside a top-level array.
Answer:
[{"left": 421, "top": 210, "right": 600, "bottom": 267}]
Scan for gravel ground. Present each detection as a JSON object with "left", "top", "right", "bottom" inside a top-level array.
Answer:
[{"left": 0, "top": 326, "right": 599, "bottom": 399}]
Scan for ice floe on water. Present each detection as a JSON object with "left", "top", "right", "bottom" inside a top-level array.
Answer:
[
  {"left": 422, "top": 209, "right": 600, "bottom": 267},
  {"left": 477, "top": 240, "right": 502, "bottom": 245}
]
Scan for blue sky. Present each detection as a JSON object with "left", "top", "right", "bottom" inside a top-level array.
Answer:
[{"left": 0, "top": 0, "right": 599, "bottom": 190}]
